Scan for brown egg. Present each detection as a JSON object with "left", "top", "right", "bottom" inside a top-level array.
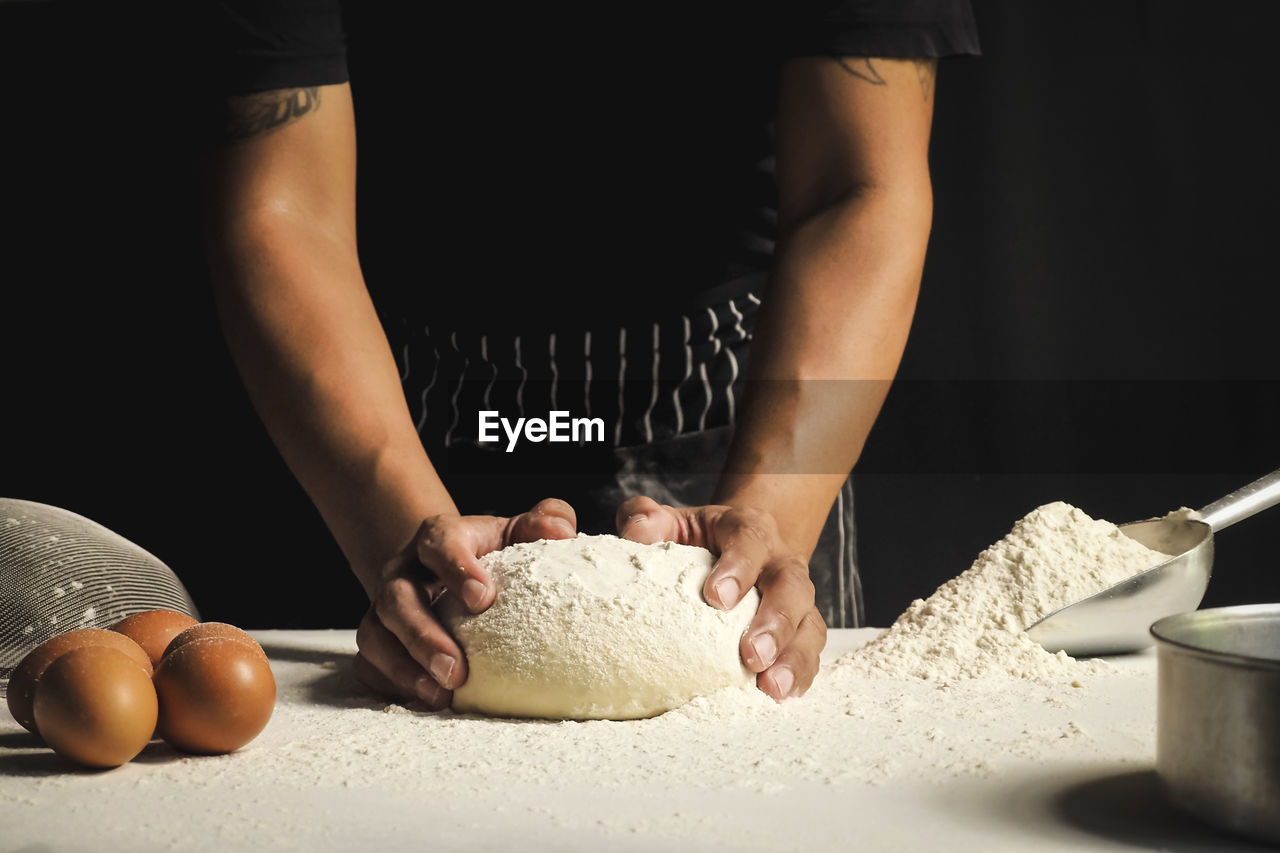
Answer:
[
  {"left": 7, "top": 628, "right": 153, "bottom": 735},
  {"left": 164, "top": 622, "right": 268, "bottom": 664},
  {"left": 111, "top": 609, "right": 198, "bottom": 668},
  {"left": 154, "top": 637, "right": 275, "bottom": 754},
  {"left": 32, "top": 645, "right": 158, "bottom": 768}
]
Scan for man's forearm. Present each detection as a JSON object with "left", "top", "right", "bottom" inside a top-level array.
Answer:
[
  {"left": 207, "top": 215, "right": 455, "bottom": 594},
  {"left": 204, "top": 83, "right": 452, "bottom": 594},
  {"left": 715, "top": 186, "right": 932, "bottom": 556}
]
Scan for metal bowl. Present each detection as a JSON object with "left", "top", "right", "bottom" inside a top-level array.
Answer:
[{"left": 1150, "top": 604, "right": 1280, "bottom": 843}]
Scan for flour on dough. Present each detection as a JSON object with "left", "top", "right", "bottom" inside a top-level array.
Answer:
[{"left": 439, "top": 534, "right": 761, "bottom": 720}]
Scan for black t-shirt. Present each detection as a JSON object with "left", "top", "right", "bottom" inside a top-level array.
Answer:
[{"left": 206, "top": 1, "right": 979, "bottom": 333}]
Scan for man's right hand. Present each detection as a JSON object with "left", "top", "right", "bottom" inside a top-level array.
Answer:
[{"left": 353, "top": 498, "right": 577, "bottom": 708}]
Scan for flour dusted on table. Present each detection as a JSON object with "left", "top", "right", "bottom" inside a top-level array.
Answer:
[
  {"left": 438, "top": 534, "right": 760, "bottom": 720},
  {"left": 0, "top": 506, "right": 1176, "bottom": 853},
  {"left": 843, "top": 501, "right": 1172, "bottom": 682},
  {"left": 5, "top": 628, "right": 1161, "bottom": 853}
]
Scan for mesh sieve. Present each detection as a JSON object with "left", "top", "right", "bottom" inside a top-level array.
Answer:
[{"left": 0, "top": 498, "right": 198, "bottom": 693}]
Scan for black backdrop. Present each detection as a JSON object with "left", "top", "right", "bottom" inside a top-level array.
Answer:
[{"left": 2, "top": 0, "right": 1277, "bottom": 629}]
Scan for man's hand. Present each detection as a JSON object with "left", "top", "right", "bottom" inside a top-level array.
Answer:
[
  {"left": 354, "top": 498, "right": 577, "bottom": 708},
  {"left": 616, "top": 495, "right": 826, "bottom": 702}
]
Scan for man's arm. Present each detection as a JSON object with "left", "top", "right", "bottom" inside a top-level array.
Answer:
[
  {"left": 206, "top": 83, "right": 452, "bottom": 592},
  {"left": 205, "top": 84, "right": 575, "bottom": 706},
  {"left": 717, "top": 56, "right": 935, "bottom": 552},
  {"left": 620, "top": 57, "right": 936, "bottom": 699}
]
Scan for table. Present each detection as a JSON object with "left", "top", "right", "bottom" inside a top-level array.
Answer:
[{"left": 0, "top": 629, "right": 1270, "bottom": 852}]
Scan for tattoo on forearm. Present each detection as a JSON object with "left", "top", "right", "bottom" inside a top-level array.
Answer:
[
  {"left": 831, "top": 57, "right": 886, "bottom": 86},
  {"left": 221, "top": 87, "right": 321, "bottom": 144},
  {"left": 913, "top": 59, "right": 937, "bottom": 101}
]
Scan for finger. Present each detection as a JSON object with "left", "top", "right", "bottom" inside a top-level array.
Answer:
[
  {"left": 354, "top": 610, "right": 455, "bottom": 709},
  {"left": 379, "top": 546, "right": 454, "bottom": 612},
  {"left": 370, "top": 573, "right": 469, "bottom": 692},
  {"left": 414, "top": 517, "right": 499, "bottom": 613},
  {"left": 507, "top": 497, "right": 578, "bottom": 543},
  {"left": 704, "top": 508, "right": 776, "bottom": 610},
  {"left": 740, "top": 555, "right": 816, "bottom": 673},
  {"left": 757, "top": 609, "right": 826, "bottom": 702},
  {"left": 615, "top": 495, "right": 680, "bottom": 545},
  {"left": 351, "top": 651, "right": 449, "bottom": 711},
  {"left": 737, "top": 558, "right": 814, "bottom": 671}
]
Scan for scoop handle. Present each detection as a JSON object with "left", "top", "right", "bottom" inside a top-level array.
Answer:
[{"left": 1198, "top": 468, "right": 1280, "bottom": 532}]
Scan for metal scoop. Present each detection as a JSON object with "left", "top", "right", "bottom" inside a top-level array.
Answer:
[{"left": 1025, "top": 469, "right": 1280, "bottom": 657}]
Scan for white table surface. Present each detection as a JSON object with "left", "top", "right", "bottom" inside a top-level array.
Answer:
[{"left": 0, "top": 629, "right": 1272, "bottom": 853}]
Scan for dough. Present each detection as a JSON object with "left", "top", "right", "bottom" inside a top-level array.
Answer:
[{"left": 439, "top": 534, "right": 760, "bottom": 720}]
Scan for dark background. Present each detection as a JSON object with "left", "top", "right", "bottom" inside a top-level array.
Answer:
[{"left": 2, "top": 1, "right": 1277, "bottom": 629}]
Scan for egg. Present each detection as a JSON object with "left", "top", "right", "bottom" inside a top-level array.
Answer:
[
  {"left": 7, "top": 628, "right": 153, "bottom": 735},
  {"left": 32, "top": 645, "right": 158, "bottom": 768},
  {"left": 111, "top": 609, "right": 198, "bottom": 668},
  {"left": 164, "top": 622, "right": 268, "bottom": 664},
  {"left": 154, "top": 636, "right": 275, "bottom": 754}
]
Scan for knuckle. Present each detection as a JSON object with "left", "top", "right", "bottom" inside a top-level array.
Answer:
[
  {"left": 769, "top": 605, "right": 803, "bottom": 632},
  {"left": 763, "top": 557, "right": 814, "bottom": 595},
  {"left": 392, "top": 574, "right": 417, "bottom": 595},
  {"left": 354, "top": 620, "right": 376, "bottom": 652},
  {"left": 419, "top": 514, "right": 457, "bottom": 549},
  {"left": 351, "top": 654, "right": 377, "bottom": 689},
  {"left": 351, "top": 655, "right": 394, "bottom": 700},
  {"left": 787, "top": 552, "right": 809, "bottom": 570},
  {"left": 422, "top": 513, "right": 451, "bottom": 530},
  {"left": 372, "top": 589, "right": 395, "bottom": 621},
  {"left": 416, "top": 517, "right": 443, "bottom": 546},
  {"left": 405, "top": 626, "right": 435, "bottom": 653},
  {"left": 731, "top": 520, "right": 771, "bottom": 548},
  {"left": 731, "top": 506, "right": 775, "bottom": 533},
  {"left": 435, "top": 527, "right": 466, "bottom": 560},
  {"left": 407, "top": 624, "right": 445, "bottom": 658},
  {"left": 800, "top": 609, "right": 828, "bottom": 643},
  {"left": 779, "top": 555, "right": 811, "bottom": 580},
  {"left": 373, "top": 579, "right": 417, "bottom": 623},
  {"left": 417, "top": 534, "right": 444, "bottom": 562},
  {"left": 378, "top": 552, "right": 406, "bottom": 581},
  {"left": 809, "top": 608, "right": 828, "bottom": 632}
]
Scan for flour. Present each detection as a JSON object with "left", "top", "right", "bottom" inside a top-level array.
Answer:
[
  {"left": 0, "top": 629, "right": 1159, "bottom": 853},
  {"left": 843, "top": 501, "right": 1172, "bottom": 682},
  {"left": 0, "top": 504, "right": 1177, "bottom": 852}
]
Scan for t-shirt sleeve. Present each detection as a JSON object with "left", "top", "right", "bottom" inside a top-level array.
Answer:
[
  {"left": 780, "top": 0, "right": 981, "bottom": 59},
  {"left": 207, "top": 0, "right": 349, "bottom": 95}
]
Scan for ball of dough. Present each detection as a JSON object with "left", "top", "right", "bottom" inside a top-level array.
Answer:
[{"left": 440, "top": 534, "right": 760, "bottom": 720}]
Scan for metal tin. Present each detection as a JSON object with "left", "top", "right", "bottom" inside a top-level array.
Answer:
[{"left": 1150, "top": 604, "right": 1280, "bottom": 843}]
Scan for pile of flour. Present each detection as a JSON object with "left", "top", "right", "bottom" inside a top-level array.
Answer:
[{"left": 842, "top": 501, "right": 1173, "bottom": 683}]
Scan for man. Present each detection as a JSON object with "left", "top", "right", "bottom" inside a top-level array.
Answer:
[{"left": 204, "top": 1, "right": 979, "bottom": 709}]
